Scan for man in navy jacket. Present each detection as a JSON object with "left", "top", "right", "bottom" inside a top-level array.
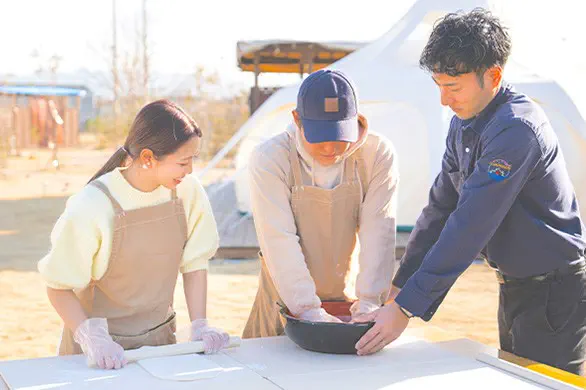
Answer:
[{"left": 355, "top": 9, "right": 586, "bottom": 376}]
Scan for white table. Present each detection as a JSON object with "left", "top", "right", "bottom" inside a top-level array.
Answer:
[{"left": 0, "top": 334, "right": 580, "bottom": 389}]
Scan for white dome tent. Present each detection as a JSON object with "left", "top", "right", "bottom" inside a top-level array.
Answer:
[{"left": 205, "top": 0, "right": 586, "bottom": 253}]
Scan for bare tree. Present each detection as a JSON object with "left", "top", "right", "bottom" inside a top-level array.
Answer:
[
  {"left": 192, "top": 65, "right": 221, "bottom": 159},
  {"left": 182, "top": 66, "right": 249, "bottom": 161},
  {"left": 30, "top": 48, "right": 62, "bottom": 83},
  {"left": 48, "top": 54, "right": 63, "bottom": 84},
  {"left": 111, "top": 0, "right": 120, "bottom": 128},
  {"left": 84, "top": 3, "right": 249, "bottom": 161},
  {"left": 85, "top": 0, "right": 157, "bottom": 147},
  {"left": 142, "top": 0, "right": 150, "bottom": 102}
]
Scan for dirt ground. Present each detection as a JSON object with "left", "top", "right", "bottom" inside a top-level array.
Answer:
[{"left": 0, "top": 144, "right": 500, "bottom": 361}]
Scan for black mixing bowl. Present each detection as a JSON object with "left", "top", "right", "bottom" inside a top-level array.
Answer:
[{"left": 279, "top": 301, "right": 376, "bottom": 354}]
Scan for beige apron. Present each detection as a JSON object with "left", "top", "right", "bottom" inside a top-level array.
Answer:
[
  {"left": 58, "top": 180, "right": 187, "bottom": 354},
  {"left": 243, "top": 135, "right": 367, "bottom": 338}
]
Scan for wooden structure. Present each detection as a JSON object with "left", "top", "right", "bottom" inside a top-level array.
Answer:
[
  {"left": 0, "top": 84, "right": 88, "bottom": 150},
  {"left": 237, "top": 40, "right": 366, "bottom": 114}
]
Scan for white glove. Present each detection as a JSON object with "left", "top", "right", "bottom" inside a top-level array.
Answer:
[
  {"left": 298, "top": 308, "right": 343, "bottom": 323},
  {"left": 350, "top": 300, "right": 381, "bottom": 320},
  {"left": 190, "top": 319, "right": 230, "bottom": 354},
  {"left": 73, "top": 318, "right": 127, "bottom": 369}
]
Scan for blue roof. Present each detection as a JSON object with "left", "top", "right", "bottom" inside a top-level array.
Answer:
[{"left": 0, "top": 85, "right": 87, "bottom": 97}]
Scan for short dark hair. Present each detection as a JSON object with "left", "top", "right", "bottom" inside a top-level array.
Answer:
[{"left": 419, "top": 8, "right": 511, "bottom": 78}]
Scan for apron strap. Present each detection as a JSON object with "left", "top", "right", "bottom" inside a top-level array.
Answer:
[
  {"left": 354, "top": 147, "right": 369, "bottom": 224},
  {"left": 354, "top": 147, "right": 369, "bottom": 199},
  {"left": 342, "top": 153, "right": 356, "bottom": 184},
  {"left": 170, "top": 188, "right": 187, "bottom": 245},
  {"left": 289, "top": 134, "right": 304, "bottom": 187},
  {"left": 90, "top": 180, "right": 124, "bottom": 214}
]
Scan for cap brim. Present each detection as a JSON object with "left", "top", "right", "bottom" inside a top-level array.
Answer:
[{"left": 300, "top": 117, "right": 359, "bottom": 144}]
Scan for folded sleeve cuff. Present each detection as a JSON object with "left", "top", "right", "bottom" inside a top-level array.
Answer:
[
  {"left": 180, "top": 256, "right": 210, "bottom": 274},
  {"left": 392, "top": 265, "right": 414, "bottom": 289},
  {"left": 394, "top": 279, "right": 435, "bottom": 320},
  {"left": 43, "top": 280, "right": 77, "bottom": 290}
]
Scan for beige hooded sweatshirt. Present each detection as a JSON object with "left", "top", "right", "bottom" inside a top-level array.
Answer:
[{"left": 248, "top": 122, "right": 399, "bottom": 316}]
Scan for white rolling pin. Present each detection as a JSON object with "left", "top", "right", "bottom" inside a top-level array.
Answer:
[{"left": 89, "top": 336, "right": 241, "bottom": 367}]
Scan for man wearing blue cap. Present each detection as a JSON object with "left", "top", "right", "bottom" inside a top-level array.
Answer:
[{"left": 243, "top": 69, "right": 399, "bottom": 338}]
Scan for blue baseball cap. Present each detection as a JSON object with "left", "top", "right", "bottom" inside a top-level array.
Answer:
[{"left": 296, "top": 69, "right": 359, "bottom": 144}]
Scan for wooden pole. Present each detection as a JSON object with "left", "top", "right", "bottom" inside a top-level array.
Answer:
[
  {"left": 75, "top": 95, "right": 81, "bottom": 145},
  {"left": 253, "top": 52, "right": 259, "bottom": 88},
  {"left": 252, "top": 53, "right": 260, "bottom": 114},
  {"left": 11, "top": 94, "right": 19, "bottom": 154},
  {"left": 142, "top": 0, "right": 149, "bottom": 102},
  {"left": 112, "top": 0, "right": 120, "bottom": 129}
]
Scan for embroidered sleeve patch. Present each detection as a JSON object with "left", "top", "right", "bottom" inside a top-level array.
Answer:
[{"left": 488, "top": 159, "right": 512, "bottom": 182}]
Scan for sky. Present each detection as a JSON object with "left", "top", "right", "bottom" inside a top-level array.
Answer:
[{"left": 2, "top": 0, "right": 585, "bottom": 95}]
